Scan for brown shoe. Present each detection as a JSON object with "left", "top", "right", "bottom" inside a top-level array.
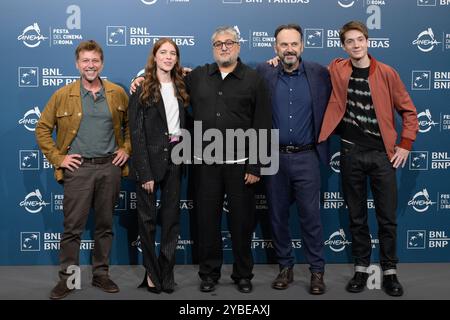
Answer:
[
  {"left": 49, "top": 280, "right": 74, "bottom": 300},
  {"left": 271, "top": 266, "right": 294, "bottom": 290},
  {"left": 92, "top": 275, "right": 120, "bottom": 293},
  {"left": 310, "top": 272, "right": 325, "bottom": 295}
]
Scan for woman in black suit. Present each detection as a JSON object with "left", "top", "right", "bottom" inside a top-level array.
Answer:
[{"left": 128, "top": 38, "right": 189, "bottom": 294}]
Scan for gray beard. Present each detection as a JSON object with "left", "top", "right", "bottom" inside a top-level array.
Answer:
[{"left": 217, "top": 57, "right": 237, "bottom": 68}]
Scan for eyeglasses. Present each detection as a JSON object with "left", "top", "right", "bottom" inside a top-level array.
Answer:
[{"left": 212, "top": 40, "right": 238, "bottom": 49}]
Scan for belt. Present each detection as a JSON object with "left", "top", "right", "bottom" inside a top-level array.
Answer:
[
  {"left": 81, "top": 154, "right": 115, "bottom": 164},
  {"left": 279, "top": 144, "right": 314, "bottom": 153}
]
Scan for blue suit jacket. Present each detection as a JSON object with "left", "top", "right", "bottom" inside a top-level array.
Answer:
[{"left": 256, "top": 61, "right": 332, "bottom": 164}]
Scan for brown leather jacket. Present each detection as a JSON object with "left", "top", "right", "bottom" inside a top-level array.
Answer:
[
  {"left": 318, "top": 55, "right": 418, "bottom": 159},
  {"left": 35, "top": 79, "right": 131, "bottom": 182}
]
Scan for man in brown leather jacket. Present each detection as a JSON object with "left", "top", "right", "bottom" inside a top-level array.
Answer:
[{"left": 35, "top": 40, "right": 131, "bottom": 299}]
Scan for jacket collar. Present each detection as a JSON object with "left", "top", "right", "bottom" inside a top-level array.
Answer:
[
  {"left": 207, "top": 57, "right": 244, "bottom": 79},
  {"left": 344, "top": 54, "right": 378, "bottom": 76},
  {"left": 69, "top": 78, "right": 115, "bottom": 96},
  {"left": 277, "top": 57, "right": 304, "bottom": 76}
]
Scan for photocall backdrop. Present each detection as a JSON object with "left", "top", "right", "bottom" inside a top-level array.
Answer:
[{"left": 1, "top": 0, "right": 449, "bottom": 266}]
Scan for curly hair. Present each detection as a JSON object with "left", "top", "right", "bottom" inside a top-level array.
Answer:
[{"left": 139, "top": 38, "right": 189, "bottom": 107}]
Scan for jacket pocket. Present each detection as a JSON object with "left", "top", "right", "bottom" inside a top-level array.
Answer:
[{"left": 56, "top": 108, "right": 74, "bottom": 127}]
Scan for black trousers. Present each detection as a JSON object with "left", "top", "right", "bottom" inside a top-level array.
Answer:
[
  {"left": 60, "top": 160, "right": 121, "bottom": 280},
  {"left": 195, "top": 163, "right": 255, "bottom": 282},
  {"left": 340, "top": 142, "right": 398, "bottom": 271},
  {"left": 136, "top": 163, "right": 181, "bottom": 291}
]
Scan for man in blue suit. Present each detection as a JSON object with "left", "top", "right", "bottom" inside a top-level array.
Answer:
[{"left": 256, "top": 24, "right": 331, "bottom": 294}]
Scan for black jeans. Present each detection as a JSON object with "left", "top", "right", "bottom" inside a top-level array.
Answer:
[
  {"left": 340, "top": 141, "right": 398, "bottom": 271},
  {"left": 195, "top": 163, "right": 255, "bottom": 282}
]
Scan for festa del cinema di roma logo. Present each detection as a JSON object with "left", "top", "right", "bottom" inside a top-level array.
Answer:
[
  {"left": 19, "top": 189, "right": 50, "bottom": 214},
  {"left": 17, "top": 23, "right": 48, "bottom": 48}
]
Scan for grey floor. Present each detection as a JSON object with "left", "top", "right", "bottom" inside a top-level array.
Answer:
[{"left": 1, "top": 263, "right": 449, "bottom": 300}]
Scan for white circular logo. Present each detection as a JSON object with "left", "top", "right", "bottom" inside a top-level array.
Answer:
[
  {"left": 325, "top": 229, "right": 351, "bottom": 252},
  {"left": 408, "top": 189, "right": 436, "bottom": 212},
  {"left": 17, "top": 23, "right": 48, "bottom": 48},
  {"left": 19, "top": 189, "right": 49, "bottom": 213},
  {"left": 18, "top": 106, "right": 41, "bottom": 132},
  {"left": 141, "top": 0, "right": 158, "bottom": 5},
  {"left": 338, "top": 0, "right": 355, "bottom": 8},
  {"left": 329, "top": 151, "right": 341, "bottom": 173},
  {"left": 417, "top": 109, "right": 438, "bottom": 133},
  {"left": 412, "top": 28, "right": 441, "bottom": 52}
]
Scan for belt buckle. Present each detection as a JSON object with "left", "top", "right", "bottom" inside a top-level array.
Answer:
[{"left": 285, "top": 145, "right": 295, "bottom": 153}]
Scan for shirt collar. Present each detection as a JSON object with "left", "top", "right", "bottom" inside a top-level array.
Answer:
[
  {"left": 278, "top": 58, "right": 304, "bottom": 76},
  {"left": 208, "top": 57, "right": 244, "bottom": 80},
  {"left": 80, "top": 78, "right": 105, "bottom": 98}
]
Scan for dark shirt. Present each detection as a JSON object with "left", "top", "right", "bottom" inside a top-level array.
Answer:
[
  {"left": 337, "top": 65, "right": 384, "bottom": 151},
  {"left": 273, "top": 61, "right": 314, "bottom": 146},
  {"left": 184, "top": 58, "right": 271, "bottom": 174}
]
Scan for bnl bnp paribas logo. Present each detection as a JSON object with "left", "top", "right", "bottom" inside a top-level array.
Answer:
[
  {"left": 249, "top": 232, "right": 302, "bottom": 250},
  {"left": 18, "top": 67, "right": 80, "bottom": 88},
  {"left": 322, "top": 192, "right": 375, "bottom": 210},
  {"left": 106, "top": 25, "right": 195, "bottom": 47},
  {"left": 20, "top": 232, "right": 40, "bottom": 251},
  {"left": 412, "top": 70, "right": 450, "bottom": 90},
  {"left": 222, "top": 0, "right": 310, "bottom": 5},
  {"left": 18, "top": 106, "right": 41, "bottom": 132},
  {"left": 312, "top": 29, "right": 389, "bottom": 49},
  {"left": 19, "top": 150, "right": 40, "bottom": 170},
  {"left": 21, "top": 232, "right": 95, "bottom": 252},
  {"left": 412, "top": 27, "right": 450, "bottom": 53},
  {"left": 417, "top": 0, "right": 450, "bottom": 6},
  {"left": 407, "top": 230, "right": 449, "bottom": 249},
  {"left": 17, "top": 5, "right": 83, "bottom": 48},
  {"left": 410, "top": 150, "right": 450, "bottom": 171}
]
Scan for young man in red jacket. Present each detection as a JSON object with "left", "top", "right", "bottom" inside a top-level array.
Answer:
[{"left": 318, "top": 21, "right": 418, "bottom": 297}]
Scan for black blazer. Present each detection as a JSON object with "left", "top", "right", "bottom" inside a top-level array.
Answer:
[{"left": 128, "top": 85, "right": 186, "bottom": 183}]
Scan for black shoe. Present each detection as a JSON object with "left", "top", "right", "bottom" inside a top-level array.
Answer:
[
  {"left": 92, "top": 275, "right": 120, "bottom": 293},
  {"left": 138, "top": 273, "right": 161, "bottom": 294},
  {"left": 235, "top": 279, "right": 253, "bottom": 293},
  {"left": 382, "top": 274, "right": 404, "bottom": 297},
  {"left": 346, "top": 272, "right": 369, "bottom": 293},
  {"left": 310, "top": 272, "right": 325, "bottom": 295},
  {"left": 162, "top": 288, "right": 174, "bottom": 294},
  {"left": 271, "top": 266, "right": 294, "bottom": 290},
  {"left": 200, "top": 277, "right": 217, "bottom": 292},
  {"left": 49, "top": 280, "right": 74, "bottom": 300}
]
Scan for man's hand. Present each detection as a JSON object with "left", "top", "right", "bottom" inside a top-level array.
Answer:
[
  {"left": 141, "top": 180, "right": 155, "bottom": 194},
  {"left": 182, "top": 67, "right": 192, "bottom": 77},
  {"left": 60, "top": 154, "right": 82, "bottom": 172},
  {"left": 112, "top": 148, "right": 129, "bottom": 167},
  {"left": 266, "top": 56, "right": 280, "bottom": 67},
  {"left": 244, "top": 173, "right": 260, "bottom": 185},
  {"left": 390, "top": 146, "right": 409, "bottom": 168},
  {"left": 129, "top": 76, "right": 145, "bottom": 94}
]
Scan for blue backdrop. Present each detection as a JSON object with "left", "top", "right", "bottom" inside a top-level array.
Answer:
[{"left": 1, "top": 0, "right": 450, "bottom": 266}]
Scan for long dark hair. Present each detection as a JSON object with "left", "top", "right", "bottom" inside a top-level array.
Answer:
[{"left": 139, "top": 38, "right": 189, "bottom": 107}]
